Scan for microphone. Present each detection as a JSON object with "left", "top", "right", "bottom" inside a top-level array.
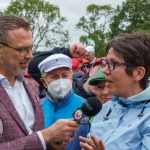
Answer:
[{"left": 73, "top": 97, "right": 102, "bottom": 125}]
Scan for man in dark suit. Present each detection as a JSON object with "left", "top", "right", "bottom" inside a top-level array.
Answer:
[{"left": 0, "top": 14, "right": 86, "bottom": 149}]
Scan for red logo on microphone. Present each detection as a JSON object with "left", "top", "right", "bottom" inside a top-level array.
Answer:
[
  {"left": 74, "top": 109, "right": 82, "bottom": 119},
  {"left": 80, "top": 116, "right": 89, "bottom": 124}
]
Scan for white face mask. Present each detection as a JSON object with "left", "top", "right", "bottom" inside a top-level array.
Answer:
[{"left": 47, "top": 78, "right": 72, "bottom": 100}]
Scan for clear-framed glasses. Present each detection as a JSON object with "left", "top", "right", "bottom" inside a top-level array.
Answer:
[
  {"left": 101, "top": 59, "right": 137, "bottom": 71},
  {"left": 0, "top": 42, "right": 36, "bottom": 57}
]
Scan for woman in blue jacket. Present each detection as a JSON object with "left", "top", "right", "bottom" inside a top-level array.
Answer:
[{"left": 75, "top": 32, "right": 150, "bottom": 150}]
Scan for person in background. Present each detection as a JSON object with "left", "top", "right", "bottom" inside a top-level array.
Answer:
[
  {"left": 86, "top": 46, "right": 98, "bottom": 68},
  {"left": 73, "top": 58, "right": 102, "bottom": 99},
  {"left": 28, "top": 49, "right": 101, "bottom": 100},
  {"left": 88, "top": 68, "right": 112, "bottom": 104},
  {"left": 79, "top": 32, "right": 150, "bottom": 150},
  {"left": 75, "top": 58, "right": 83, "bottom": 70},
  {"left": 28, "top": 44, "right": 87, "bottom": 91},
  {"left": 72, "top": 58, "right": 80, "bottom": 73},
  {"left": 81, "top": 58, "right": 90, "bottom": 75},
  {"left": 0, "top": 14, "right": 83, "bottom": 150},
  {"left": 71, "top": 68, "right": 112, "bottom": 150},
  {"left": 74, "top": 58, "right": 87, "bottom": 76},
  {"left": 72, "top": 58, "right": 90, "bottom": 78},
  {"left": 72, "top": 58, "right": 85, "bottom": 78},
  {"left": 24, "top": 73, "right": 46, "bottom": 98},
  {"left": 38, "top": 54, "right": 85, "bottom": 150},
  {"left": 38, "top": 54, "right": 85, "bottom": 128}
]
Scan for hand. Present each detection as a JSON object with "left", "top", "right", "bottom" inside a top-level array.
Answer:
[
  {"left": 50, "top": 142, "right": 68, "bottom": 150},
  {"left": 69, "top": 42, "right": 87, "bottom": 58},
  {"left": 41, "top": 119, "right": 80, "bottom": 145},
  {"left": 79, "top": 134, "right": 105, "bottom": 150},
  {"left": 48, "top": 138, "right": 73, "bottom": 150}
]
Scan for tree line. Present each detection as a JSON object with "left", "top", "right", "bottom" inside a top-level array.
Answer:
[{"left": 0, "top": 0, "right": 149, "bottom": 57}]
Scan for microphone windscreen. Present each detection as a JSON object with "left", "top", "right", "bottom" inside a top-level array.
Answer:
[{"left": 81, "top": 97, "right": 102, "bottom": 117}]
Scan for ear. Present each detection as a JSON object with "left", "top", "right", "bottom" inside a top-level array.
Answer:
[
  {"left": 40, "top": 78, "right": 48, "bottom": 89},
  {"left": 133, "top": 66, "right": 145, "bottom": 82}
]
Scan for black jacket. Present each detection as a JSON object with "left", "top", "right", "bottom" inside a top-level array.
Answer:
[{"left": 73, "top": 75, "right": 96, "bottom": 99}]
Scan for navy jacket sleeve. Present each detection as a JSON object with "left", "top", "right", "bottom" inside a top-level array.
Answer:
[
  {"left": 71, "top": 122, "right": 91, "bottom": 150},
  {"left": 28, "top": 47, "right": 71, "bottom": 88}
]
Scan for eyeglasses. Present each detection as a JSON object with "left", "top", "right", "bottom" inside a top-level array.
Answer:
[
  {"left": 101, "top": 59, "right": 137, "bottom": 71},
  {"left": 83, "top": 64, "right": 90, "bottom": 68},
  {"left": 0, "top": 42, "right": 36, "bottom": 56}
]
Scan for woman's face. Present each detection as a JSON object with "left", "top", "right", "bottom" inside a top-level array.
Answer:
[{"left": 103, "top": 48, "right": 141, "bottom": 99}]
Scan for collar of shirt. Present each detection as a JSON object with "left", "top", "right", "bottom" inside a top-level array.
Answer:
[
  {"left": 44, "top": 91, "right": 76, "bottom": 110},
  {"left": 112, "top": 96, "right": 150, "bottom": 109},
  {"left": 112, "top": 84, "right": 150, "bottom": 106},
  {"left": 90, "top": 57, "right": 97, "bottom": 64},
  {"left": 0, "top": 74, "right": 24, "bottom": 88}
]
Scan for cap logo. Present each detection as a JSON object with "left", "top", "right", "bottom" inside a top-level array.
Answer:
[
  {"left": 74, "top": 109, "right": 83, "bottom": 120},
  {"left": 80, "top": 116, "right": 89, "bottom": 124}
]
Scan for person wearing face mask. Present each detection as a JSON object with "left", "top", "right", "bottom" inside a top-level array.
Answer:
[{"left": 38, "top": 54, "right": 85, "bottom": 129}]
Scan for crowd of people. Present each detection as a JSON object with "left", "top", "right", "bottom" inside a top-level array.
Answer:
[{"left": 0, "top": 14, "right": 150, "bottom": 150}]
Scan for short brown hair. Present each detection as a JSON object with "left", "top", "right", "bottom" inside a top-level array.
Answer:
[
  {"left": 0, "top": 14, "right": 31, "bottom": 43},
  {"left": 106, "top": 32, "right": 150, "bottom": 89}
]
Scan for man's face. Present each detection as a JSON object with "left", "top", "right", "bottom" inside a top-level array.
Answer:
[
  {"left": 96, "top": 81, "right": 112, "bottom": 104},
  {"left": 41, "top": 67, "right": 73, "bottom": 89},
  {"left": 0, "top": 28, "right": 33, "bottom": 77},
  {"left": 82, "top": 63, "right": 90, "bottom": 74},
  {"left": 86, "top": 64, "right": 102, "bottom": 95},
  {"left": 86, "top": 52, "right": 94, "bottom": 62}
]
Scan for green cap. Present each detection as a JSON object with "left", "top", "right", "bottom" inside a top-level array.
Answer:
[{"left": 89, "top": 68, "right": 106, "bottom": 85}]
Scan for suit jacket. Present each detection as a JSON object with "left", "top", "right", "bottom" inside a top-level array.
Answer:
[{"left": 0, "top": 78, "right": 44, "bottom": 150}]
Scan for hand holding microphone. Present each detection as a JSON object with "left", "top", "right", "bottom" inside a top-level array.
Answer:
[
  {"left": 44, "top": 97, "right": 102, "bottom": 149},
  {"left": 70, "top": 97, "right": 102, "bottom": 138}
]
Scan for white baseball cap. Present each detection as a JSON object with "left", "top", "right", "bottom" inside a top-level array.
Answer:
[
  {"left": 86, "top": 46, "right": 95, "bottom": 53},
  {"left": 38, "top": 54, "right": 72, "bottom": 73}
]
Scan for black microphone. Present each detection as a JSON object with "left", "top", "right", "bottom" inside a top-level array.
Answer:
[{"left": 73, "top": 97, "right": 102, "bottom": 125}]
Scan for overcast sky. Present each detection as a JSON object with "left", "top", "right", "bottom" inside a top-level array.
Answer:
[{"left": 0, "top": 0, "right": 125, "bottom": 44}]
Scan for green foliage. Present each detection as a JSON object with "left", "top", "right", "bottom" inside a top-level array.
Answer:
[
  {"left": 0, "top": 0, "right": 69, "bottom": 51},
  {"left": 76, "top": 1, "right": 149, "bottom": 57},
  {"left": 1, "top": 0, "right": 149, "bottom": 53},
  {"left": 109, "top": 0, "right": 150, "bottom": 38},
  {"left": 136, "top": 21, "right": 150, "bottom": 32},
  {"left": 76, "top": 4, "right": 114, "bottom": 57},
  {"left": 32, "top": 50, "right": 48, "bottom": 55}
]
